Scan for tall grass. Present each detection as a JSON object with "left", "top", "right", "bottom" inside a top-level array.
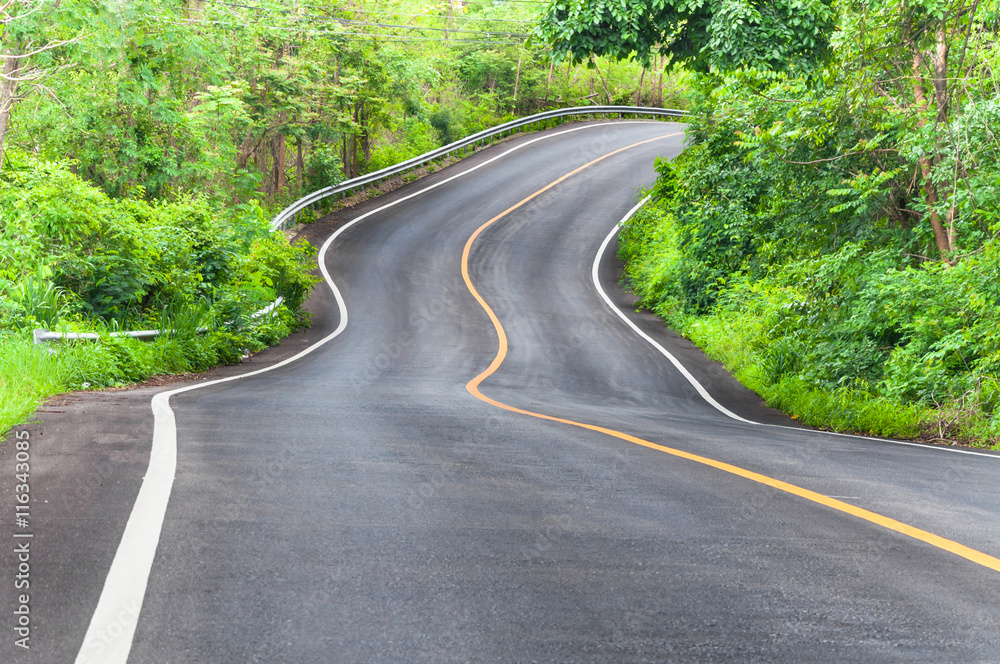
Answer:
[
  {"left": 0, "top": 334, "right": 68, "bottom": 436},
  {"left": 672, "top": 311, "right": 933, "bottom": 441},
  {"left": 0, "top": 303, "right": 298, "bottom": 440},
  {"left": 8, "top": 274, "right": 71, "bottom": 330}
]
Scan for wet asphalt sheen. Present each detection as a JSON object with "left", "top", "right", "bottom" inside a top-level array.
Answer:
[{"left": 2, "top": 122, "right": 1000, "bottom": 663}]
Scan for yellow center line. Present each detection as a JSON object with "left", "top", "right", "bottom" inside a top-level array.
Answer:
[{"left": 460, "top": 133, "right": 1000, "bottom": 576}]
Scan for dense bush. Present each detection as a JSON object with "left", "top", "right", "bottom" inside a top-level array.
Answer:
[
  {"left": 620, "top": 41, "right": 1000, "bottom": 447},
  {"left": 0, "top": 156, "right": 318, "bottom": 436},
  {"left": 621, "top": 195, "right": 1000, "bottom": 445},
  {"left": 0, "top": 154, "right": 316, "bottom": 326}
]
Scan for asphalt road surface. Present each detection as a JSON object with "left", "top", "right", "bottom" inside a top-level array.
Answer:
[{"left": 3, "top": 121, "right": 1000, "bottom": 663}]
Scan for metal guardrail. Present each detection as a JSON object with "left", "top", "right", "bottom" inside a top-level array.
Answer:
[
  {"left": 270, "top": 105, "right": 687, "bottom": 231},
  {"left": 34, "top": 328, "right": 159, "bottom": 343},
  {"left": 32, "top": 298, "right": 284, "bottom": 344},
  {"left": 249, "top": 295, "right": 283, "bottom": 320},
  {"left": 33, "top": 107, "right": 685, "bottom": 344},
  {"left": 33, "top": 327, "right": 209, "bottom": 344}
]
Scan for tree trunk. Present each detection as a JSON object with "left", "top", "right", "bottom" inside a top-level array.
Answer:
[
  {"left": 350, "top": 105, "right": 360, "bottom": 178},
  {"left": 932, "top": 26, "right": 949, "bottom": 122},
  {"left": 912, "top": 51, "right": 952, "bottom": 261},
  {"left": 271, "top": 124, "right": 286, "bottom": 194},
  {"left": 266, "top": 42, "right": 289, "bottom": 195},
  {"left": 657, "top": 57, "right": 664, "bottom": 107},
  {"left": 513, "top": 50, "right": 523, "bottom": 103},
  {"left": 296, "top": 137, "right": 303, "bottom": 194},
  {"left": 932, "top": 27, "right": 957, "bottom": 251},
  {"left": 259, "top": 141, "right": 271, "bottom": 195},
  {"left": 236, "top": 130, "right": 255, "bottom": 170},
  {"left": 351, "top": 134, "right": 357, "bottom": 179},
  {"left": 591, "top": 58, "right": 611, "bottom": 103},
  {"left": 341, "top": 135, "right": 348, "bottom": 179},
  {"left": 0, "top": 54, "right": 25, "bottom": 172},
  {"left": 361, "top": 106, "right": 370, "bottom": 164}
]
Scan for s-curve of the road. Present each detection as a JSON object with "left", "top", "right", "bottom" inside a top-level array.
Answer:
[{"left": 70, "top": 121, "right": 1000, "bottom": 662}]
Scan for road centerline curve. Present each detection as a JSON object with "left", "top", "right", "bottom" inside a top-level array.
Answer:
[
  {"left": 74, "top": 120, "right": 661, "bottom": 664},
  {"left": 460, "top": 139, "right": 1000, "bottom": 576},
  {"left": 594, "top": 200, "right": 1000, "bottom": 459}
]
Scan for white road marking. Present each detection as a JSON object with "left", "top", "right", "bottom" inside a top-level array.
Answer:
[
  {"left": 75, "top": 121, "right": 667, "bottom": 664},
  {"left": 592, "top": 197, "right": 1000, "bottom": 459}
]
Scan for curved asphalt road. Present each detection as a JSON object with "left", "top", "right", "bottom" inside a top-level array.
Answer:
[{"left": 5, "top": 121, "right": 999, "bottom": 663}]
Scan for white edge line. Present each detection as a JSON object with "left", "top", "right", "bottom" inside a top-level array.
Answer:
[
  {"left": 592, "top": 196, "right": 1000, "bottom": 460},
  {"left": 74, "top": 120, "right": 664, "bottom": 664}
]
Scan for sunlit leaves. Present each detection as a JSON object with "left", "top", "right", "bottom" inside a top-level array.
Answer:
[{"left": 534, "top": 0, "right": 836, "bottom": 72}]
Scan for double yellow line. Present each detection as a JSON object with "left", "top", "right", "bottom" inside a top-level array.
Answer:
[{"left": 460, "top": 134, "right": 1000, "bottom": 575}]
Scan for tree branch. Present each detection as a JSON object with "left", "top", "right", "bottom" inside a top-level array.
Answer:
[
  {"left": 0, "top": 0, "right": 44, "bottom": 25},
  {"left": 779, "top": 149, "right": 897, "bottom": 166},
  {"left": 1, "top": 35, "right": 82, "bottom": 61},
  {"left": 745, "top": 86, "right": 800, "bottom": 104}
]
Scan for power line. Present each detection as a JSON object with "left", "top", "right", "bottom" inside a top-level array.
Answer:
[
  {"left": 176, "top": 17, "right": 527, "bottom": 45},
  {"left": 201, "top": 1, "right": 532, "bottom": 37},
  {"left": 351, "top": 10, "right": 535, "bottom": 25},
  {"left": 299, "top": 2, "right": 538, "bottom": 23},
  {"left": 313, "top": 16, "right": 530, "bottom": 37},
  {"left": 202, "top": 0, "right": 538, "bottom": 24}
]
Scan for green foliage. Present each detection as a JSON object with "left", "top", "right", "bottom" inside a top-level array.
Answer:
[
  {"left": 5, "top": 0, "right": 691, "bottom": 208},
  {"left": 626, "top": 185, "right": 1000, "bottom": 445},
  {"left": 367, "top": 118, "right": 439, "bottom": 172},
  {"left": 0, "top": 156, "right": 317, "bottom": 440},
  {"left": 1, "top": 156, "right": 317, "bottom": 322},
  {"left": 306, "top": 143, "right": 345, "bottom": 191},
  {"left": 455, "top": 46, "right": 548, "bottom": 108},
  {"left": 4, "top": 273, "right": 73, "bottom": 330},
  {"left": 618, "top": 0, "right": 1000, "bottom": 447},
  {"left": 535, "top": 0, "right": 836, "bottom": 72},
  {"left": 0, "top": 0, "right": 694, "bottom": 440}
]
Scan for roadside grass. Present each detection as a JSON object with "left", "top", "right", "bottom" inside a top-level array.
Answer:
[
  {"left": 0, "top": 307, "right": 299, "bottom": 440},
  {"left": 663, "top": 310, "right": 934, "bottom": 442},
  {"left": 0, "top": 334, "right": 67, "bottom": 438},
  {"left": 619, "top": 199, "right": 1000, "bottom": 450}
]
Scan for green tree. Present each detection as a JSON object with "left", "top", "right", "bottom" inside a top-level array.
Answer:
[
  {"left": 0, "top": 0, "right": 81, "bottom": 171},
  {"left": 535, "top": 0, "right": 836, "bottom": 72}
]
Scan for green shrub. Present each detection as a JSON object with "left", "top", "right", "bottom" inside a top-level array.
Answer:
[
  {"left": 0, "top": 157, "right": 319, "bottom": 439},
  {"left": 306, "top": 144, "right": 345, "bottom": 192},
  {"left": 619, "top": 155, "right": 1000, "bottom": 447}
]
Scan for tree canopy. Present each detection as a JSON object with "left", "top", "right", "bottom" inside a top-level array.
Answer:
[
  {"left": 614, "top": 0, "right": 1000, "bottom": 446},
  {"left": 535, "top": 0, "right": 836, "bottom": 72}
]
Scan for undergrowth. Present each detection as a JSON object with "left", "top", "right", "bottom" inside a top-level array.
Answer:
[
  {"left": 620, "top": 195, "right": 1000, "bottom": 450},
  {"left": 0, "top": 307, "right": 300, "bottom": 439},
  {"left": 0, "top": 156, "right": 319, "bottom": 440}
]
